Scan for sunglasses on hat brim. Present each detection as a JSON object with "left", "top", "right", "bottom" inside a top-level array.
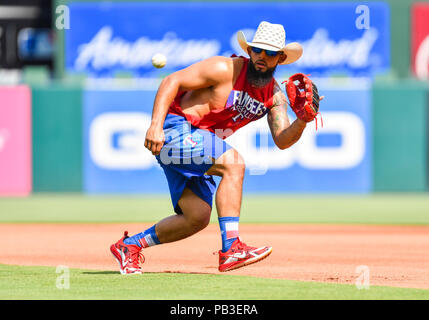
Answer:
[{"left": 250, "top": 46, "right": 282, "bottom": 57}]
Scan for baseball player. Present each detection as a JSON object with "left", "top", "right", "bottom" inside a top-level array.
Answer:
[{"left": 110, "top": 21, "right": 321, "bottom": 274}]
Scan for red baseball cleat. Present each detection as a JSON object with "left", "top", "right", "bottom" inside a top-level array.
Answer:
[
  {"left": 217, "top": 238, "right": 272, "bottom": 272},
  {"left": 110, "top": 231, "right": 145, "bottom": 275}
]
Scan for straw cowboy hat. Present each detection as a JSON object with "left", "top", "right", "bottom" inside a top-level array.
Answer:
[{"left": 237, "top": 21, "right": 303, "bottom": 65}]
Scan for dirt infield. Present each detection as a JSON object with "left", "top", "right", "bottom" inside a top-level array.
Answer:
[{"left": 1, "top": 223, "right": 429, "bottom": 289}]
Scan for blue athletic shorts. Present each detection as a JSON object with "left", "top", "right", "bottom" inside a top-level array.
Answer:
[{"left": 155, "top": 114, "right": 232, "bottom": 214}]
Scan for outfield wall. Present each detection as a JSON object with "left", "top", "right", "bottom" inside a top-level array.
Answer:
[
  {"left": 1, "top": 0, "right": 429, "bottom": 195},
  {"left": 0, "top": 86, "right": 32, "bottom": 196},
  {"left": 32, "top": 84, "right": 83, "bottom": 192},
  {"left": 1, "top": 80, "right": 428, "bottom": 195},
  {"left": 372, "top": 81, "right": 428, "bottom": 192}
]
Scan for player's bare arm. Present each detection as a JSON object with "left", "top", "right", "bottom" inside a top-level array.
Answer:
[
  {"left": 145, "top": 56, "right": 235, "bottom": 155},
  {"left": 267, "top": 82, "right": 307, "bottom": 150}
]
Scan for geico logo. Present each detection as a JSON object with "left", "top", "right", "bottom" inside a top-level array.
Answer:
[
  {"left": 89, "top": 112, "right": 156, "bottom": 169},
  {"left": 226, "top": 111, "right": 366, "bottom": 170},
  {"left": 89, "top": 111, "right": 366, "bottom": 171}
]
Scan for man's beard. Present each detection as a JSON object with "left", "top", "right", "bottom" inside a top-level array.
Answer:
[{"left": 246, "top": 59, "right": 277, "bottom": 87}]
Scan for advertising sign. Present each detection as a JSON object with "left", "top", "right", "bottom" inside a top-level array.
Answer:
[
  {"left": 83, "top": 82, "right": 371, "bottom": 194},
  {"left": 66, "top": 2, "right": 389, "bottom": 78},
  {"left": 83, "top": 89, "right": 168, "bottom": 193},
  {"left": 0, "top": 86, "right": 32, "bottom": 196},
  {"left": 227, "top": 83, "right": 372, "bottom": 193},
  {"left": 412, "top": 3, "right": 429, "bottom": 80}
]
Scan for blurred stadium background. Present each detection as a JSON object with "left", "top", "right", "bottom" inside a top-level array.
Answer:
[
  {"left": 0, "top": 0, "right": 428, "bottom": 207},
  {"left": 3, "top": 1, "right": 429, "bottom": 301}
]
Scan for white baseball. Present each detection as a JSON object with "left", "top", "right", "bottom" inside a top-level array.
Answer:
[{"left": 152, "top": 53, "right": 167, "bottom": 68}]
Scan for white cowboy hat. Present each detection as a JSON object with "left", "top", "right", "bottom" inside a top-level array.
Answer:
[{"left": 237, "top": 21, "right": 303, "bottom": 65}]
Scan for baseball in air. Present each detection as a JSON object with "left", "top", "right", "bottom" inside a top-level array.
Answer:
[{"left": 152, "top": 53, "right": 167, "bottom": 68}]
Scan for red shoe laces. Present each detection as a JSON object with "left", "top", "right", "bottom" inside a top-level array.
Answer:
[
  {"left": 213, "top": 239, "right": 256, "bottom": 255},
  {"left": 235, "top": 239, "right": 246, "bottom": 250},
  {"left": 129, "top": 249, "right": 145, "bottom": 266},
  {"left": 123, "top": 231, "right": 145, "bottom": 266},
  {"left": 234, "top": 239, "right": 256, "bottom": 252}
]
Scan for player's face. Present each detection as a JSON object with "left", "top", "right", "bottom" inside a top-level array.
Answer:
[
  {"left": 247, "top": 47, "right": 286, "bottom": 72},
  {"left": 246, "top": 47, "right": 285, "bottom": 87}
]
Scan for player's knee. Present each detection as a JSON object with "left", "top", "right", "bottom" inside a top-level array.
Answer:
[
  {"left": 206, "top": 149, "right": 245, "bottom": 178},
  {"left": 224, "top": 160, "right": 245, "bottom": 180},
  {"left": 187, "top": 208, "right": 211, "bottom": 231},
  {"left": 222, "top": 150, "right": 245, "bottom": 177}
]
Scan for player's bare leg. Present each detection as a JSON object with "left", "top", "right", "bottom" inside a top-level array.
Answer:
[
  {"left": 205, "top": 148, "right": 244, "bottom": 218},
  {"left": 146, "top": 148, "right": 244, "bottom": 245},
  {"left": 206, "top": 148, "right": 272, "bottom": 272},
  {"left": 111, "top": 187, "right": 212, "bottom": 274},
  {"left": 153, "top": 148, "right": 245, "bottom": 244},
  {"left": 155, "top": 188, "right": 211, "bottom": 243}
]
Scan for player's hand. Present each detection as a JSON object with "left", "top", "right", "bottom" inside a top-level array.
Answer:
[{"left": 144, "top": 125, "right": 165, "bottom": 156}]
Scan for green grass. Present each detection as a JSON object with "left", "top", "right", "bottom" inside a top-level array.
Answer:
[
  {"left": 0, "top": 193, "right": 429, "bottom": 225},
  {"left": 1, "top": 264, "right": 428, "bottom": 300},
  {"left": 1, "top": 195, "right": 429, "bottom": 300}
]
